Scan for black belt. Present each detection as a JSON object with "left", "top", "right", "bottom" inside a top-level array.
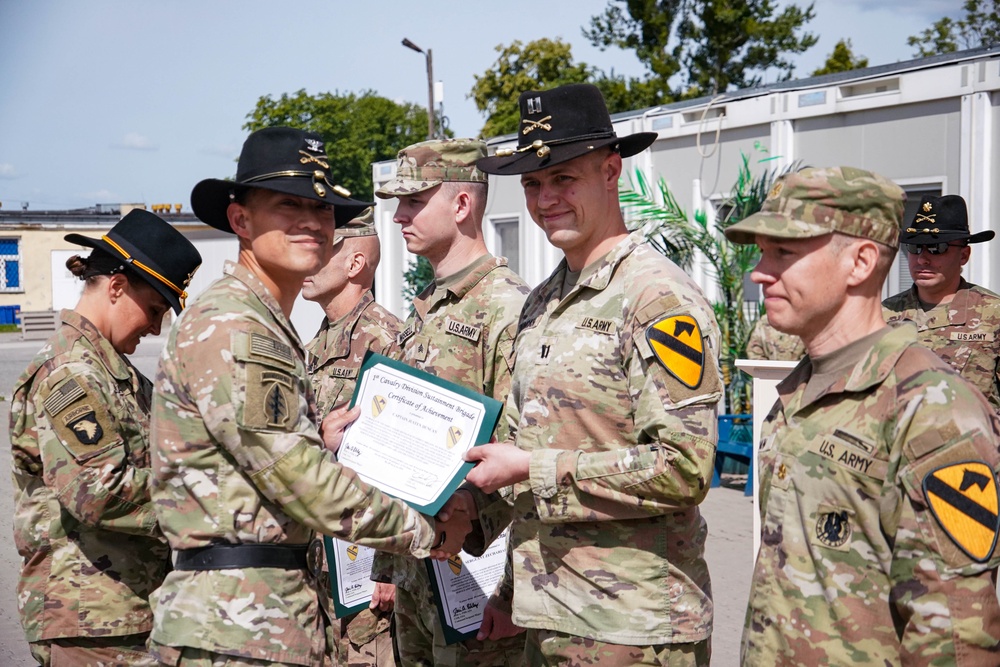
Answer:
[{"left": 175, "top": 543, "right": 311, "bottom": 571}]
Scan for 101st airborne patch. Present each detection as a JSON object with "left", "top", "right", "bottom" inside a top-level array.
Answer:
[
  {"left": 645, "top": 314, "right": 704, "bottom": 388},
  {"left": 922, "top": 460, "right": 1000, "bottom": 563}
]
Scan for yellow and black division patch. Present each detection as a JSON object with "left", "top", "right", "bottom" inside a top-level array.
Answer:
[
  {"left": 645, "top": 314, "right": 704, "bottom": 389},
  {"left": 347, "top": 544, "right": 359, "bottom": 561},
  {"left": 447, "top": 554, "right": 463, "bottom": 576},
  {"left": 446, "top": 426, "right": 462, "bottom": 449},
  {"left": 372, "top": 395, "right": 387, "bottom": 418},
  {"left": 923, "top": 461, "right": 1000, "bottom": 563}
]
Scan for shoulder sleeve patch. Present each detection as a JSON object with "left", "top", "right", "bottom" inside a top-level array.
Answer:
[
  {"left": 249, "top": 332, "right": 294, "bottom": 367},
  {"left": 922, "top": 460, "right": 999, "bottom": 563},
  {"left": 645, "top": 314, "right": 705, "bottom": 389},
  {"left": 42, "top": 377, "right": 86, "bottom": 416}
]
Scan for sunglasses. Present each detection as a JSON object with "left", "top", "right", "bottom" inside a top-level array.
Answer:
[{"left": 902, "top": 242, "right": 967, "bottom": 255}]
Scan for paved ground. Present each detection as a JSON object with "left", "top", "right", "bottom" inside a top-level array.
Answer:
[{"left": 0, "top": 334, "right": 754, "bottom": 666}]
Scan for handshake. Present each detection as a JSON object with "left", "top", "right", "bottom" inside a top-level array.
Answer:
[{"left": 427, "top": 488, "right": 477, "bottom": 560}]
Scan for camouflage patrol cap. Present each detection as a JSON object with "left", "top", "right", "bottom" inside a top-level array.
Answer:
[
  {"left": 375, "top": 138, "right": 488, "bottom": 199},
  {"left": 335, "top": 206, "right": 377, "bottom": 242},
  {"left": 724, "top": 166, "right": 905, "bottom": 249}
]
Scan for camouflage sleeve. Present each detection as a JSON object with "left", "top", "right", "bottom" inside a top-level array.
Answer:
[
  {"left": 35, "top": 363, "right": 158, "bottom": 535},
  {"left": 179, "top": 324, "right": 436, "bottom": 557},
  {"left": 528, "top": 311, "right": 722, "bottom": 523},
  {"left": 890, "top": 379, "right": 1000, "bottom": 663},
  {"left": 746, "top": 319, "right": 767, "bottom": 360}
]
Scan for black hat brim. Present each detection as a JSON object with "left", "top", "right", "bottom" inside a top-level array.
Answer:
[
  {"left": 191, "top": 178, "right": 374, "bottom": 233},
  {"left": 64, "top": 233, "right": 186, "bottom": 314},
  {"left": 478, "top": 132, "right": 657, "bottom": 176},
  {"left": 903, "top": 229, "right": 996, "bottom": 245}
]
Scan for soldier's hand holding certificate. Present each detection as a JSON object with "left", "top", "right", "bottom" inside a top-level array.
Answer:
[{"left": 336, "top": 352, "right": 502, "bottom": 516}]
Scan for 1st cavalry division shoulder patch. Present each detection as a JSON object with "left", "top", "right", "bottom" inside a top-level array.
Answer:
[
  {"left": 645, "top": 314, "right": 704, "bottom": 388},
  {"left": 923, "top": 460, "right": 1000, "bottom": 562}
]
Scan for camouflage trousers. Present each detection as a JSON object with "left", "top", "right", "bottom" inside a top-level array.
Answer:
[
  {"left": 30, "top": 633, "right": 157, "bottom": 666},
  {"left": 524, "top": 629, "right": 711, "bottom": 667},
  {"left": 150, "top": 643, "right": 300, "bottom": 666},
  {"left": 392, "top": 573, "right": 525, "bottom": 667},
  {"left": 328, "top": 608, "right": 393, "bottom": 666}
]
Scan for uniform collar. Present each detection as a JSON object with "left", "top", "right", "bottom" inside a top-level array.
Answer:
[
  {"left": 778, "top": 322, "right": 916, "bottom": 413},
  {"left": 308, "top": 290, "right": 374, "bottom": 365},
  {"left": 59, "top": 309, "right": 133, "bottom": 381},
  {"left": 550, "top": 230, "right": 643, "bottom": 302},
  {"left": 412, "top": 254, "right": 507, "bottom": 320},
  {"left": 903, "top": 278, "right": 972, "bottom": 328},
  {"left": 224, "top": 261, "right": 302, "bottom": 346}
]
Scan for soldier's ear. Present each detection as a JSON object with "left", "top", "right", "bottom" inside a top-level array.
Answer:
[
  {"left": 346, "top": 250, "right": 367, "bottom": 279},
  {"left": 228, "top": 202, "right": 251, "bottom": 240}
]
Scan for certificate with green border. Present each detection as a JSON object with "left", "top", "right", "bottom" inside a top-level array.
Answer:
[
  {"left": 323, "top": 536, "right": 377, "bottom": 618},
  {"left": 338, "top": 351, "right": 503, "bottom": 517},
  {"left": 425, "top": 527, "right": 510, "bottom": 644}
]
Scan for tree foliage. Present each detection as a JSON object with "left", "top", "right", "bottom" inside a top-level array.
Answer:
[
  {"left": 244, "top": 89, "right": 429, "bottom": 199},
  {"left": 470, "top": 38, "right": 669, "bottom": 137},
  {"left": 470, "top": 39, "right": 593, "bottom": 137},
  {"left": 401, "top": 255, "right": 434, "bottom": 307},
  {"left": 584, "top": 0, "right": 817, "bottom": 100},
  {"left": 812, "top": 38, "right": 869, "bottom": 76},
  {"left": 619, "top": 152, "right": 798, "bottom": 411},
  {"left": 908, "top": 0, "right": 1000, "bottom": 57}
]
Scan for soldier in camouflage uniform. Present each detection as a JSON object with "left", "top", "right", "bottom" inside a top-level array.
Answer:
[
  {"left": 883, "top": 194, "right": 1000, "bottom": 415},
  {"left": 745, "top": 315, "right": 805, "bottom": 361},
  {"left": 149, "top": 127, "right": 471, "bottom": 666},
  {"left": 373, "top": 138, "right": 530, "bottom": 666},
  {"left": 470, "top": 83, "right": 723, "bottom": 666},
  {"left": 725, "top": 168, "right": 1000, "bottom": 665},
  {"left": 9, "top": 210, "right": 202, "bottom": 666},
  {"left": 303, "top": 206, "right": 402, "bottom": 666}
]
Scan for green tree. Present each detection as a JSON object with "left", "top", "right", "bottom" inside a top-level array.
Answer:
[
  {"left": 470, "top": 39, "right": 593, "bottom": 137},
  {"left": 401, "top": 255, "right": 434, "bottom": 307},
  {"left": 812, "top": 38, "right": 869, "bottom": 76},
  {"left": 585, "top": 0, "right": 817, "bottom": 99},
  {"left": 245, "top": 89, "right": 429, "bottom": 199},
  {"left": 908, "top": 0, "right": 1000, "bottom": 57},
  {"left": 619, "top": 152, "right": 797, "bottom": 412}
]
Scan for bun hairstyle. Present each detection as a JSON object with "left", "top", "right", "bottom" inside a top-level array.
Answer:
[{"left": 66, "top": 248, "right": 141, "bottom": 285}]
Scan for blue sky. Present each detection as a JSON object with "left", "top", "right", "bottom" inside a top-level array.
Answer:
[{"left": 0, "top": 0, "right": 962, "bottom": 211}]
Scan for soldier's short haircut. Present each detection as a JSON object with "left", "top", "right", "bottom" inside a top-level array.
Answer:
[{"left": 439, "top": 180, "right": 488, "bottom": 222}]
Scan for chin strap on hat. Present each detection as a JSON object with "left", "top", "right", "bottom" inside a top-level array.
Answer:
[{"left": 101, "top": 235, "right": 191, "bottom": 308}]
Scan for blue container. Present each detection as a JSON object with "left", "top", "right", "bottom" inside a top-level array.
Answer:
[{"left": 0, "top": 305, "right": 21, "bottom": 326}]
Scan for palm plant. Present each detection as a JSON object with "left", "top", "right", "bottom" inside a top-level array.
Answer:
[{"left": 620, "top": 152, "right": 799, "bottom": 412}]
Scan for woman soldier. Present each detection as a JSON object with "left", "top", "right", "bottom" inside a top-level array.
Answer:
[{"left": 10, "top": 209, "right": 202, "bottom": 666}]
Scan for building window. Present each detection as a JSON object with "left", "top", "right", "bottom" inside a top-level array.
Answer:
[
  {"left": 491, "top": 217, "right": 520, "bottom": 276},
  {"left": 0, "top": 238, "right": 21, "bottom": 291}
]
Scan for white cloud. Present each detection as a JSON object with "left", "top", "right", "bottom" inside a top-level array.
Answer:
[
  {"left": 0, "top": 163, "right": 18, "bottom": 179},
  {"left": 114, "top": 132, "right": 158, "bottom": 151}
]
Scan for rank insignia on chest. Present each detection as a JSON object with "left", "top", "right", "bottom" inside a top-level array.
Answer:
[
  {"left": 922, "top": 461, "right": 1000, "bottom": 562},
  {"left": 645, "top": 314, "right": 704, "bottom": 388},
  {"left": 65, "top": 406, "right": 104, "bottom": 445}
]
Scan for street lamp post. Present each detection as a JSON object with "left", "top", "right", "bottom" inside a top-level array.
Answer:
[{"left": 402, "top": 38, "right": 435, "bottom": 140}]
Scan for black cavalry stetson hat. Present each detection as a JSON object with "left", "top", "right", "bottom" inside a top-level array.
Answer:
[
  {"left": 64, "top": 209, "right": 203, "bottom": 314},
  {"left": 190, "top": 127, "right": 373, "bottom": 232},
  {"left": 902, "top": 194, "right": 995, "bottom": 245},
  {"left": 477, "top": 83, "right": 657, "bottom": 175}
]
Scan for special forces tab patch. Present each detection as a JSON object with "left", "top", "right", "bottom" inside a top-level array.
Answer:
[
  {"left": 923, "top": 461, "right": 1000, "bottom": 563},
  {"left": 645, "top": 314, "right": 704, "bottom": 388}
]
